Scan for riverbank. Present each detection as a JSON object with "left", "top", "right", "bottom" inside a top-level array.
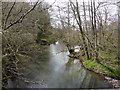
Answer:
[{"left": 68, "top": 51, "right": 120, "bottom": 88}]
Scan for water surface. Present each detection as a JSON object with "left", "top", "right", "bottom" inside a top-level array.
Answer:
[{"left": 8, "top": 43, "right": 111, "bottom": 88}]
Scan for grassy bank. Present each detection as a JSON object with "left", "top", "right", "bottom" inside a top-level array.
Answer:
[
  {"left": 80, "top": 57, "right": 120, "bottom": 79},
  {"left": 69, "top": 50, "right": 120, "bottom": 80}
]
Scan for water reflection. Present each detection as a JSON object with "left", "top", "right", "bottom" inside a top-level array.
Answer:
[{"left": 8, "top": 43, "right": 111, "bottom": 88}]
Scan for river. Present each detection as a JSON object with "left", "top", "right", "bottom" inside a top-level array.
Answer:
[{"left": 8, "top": 43, "right": 111, "bottom": 88}]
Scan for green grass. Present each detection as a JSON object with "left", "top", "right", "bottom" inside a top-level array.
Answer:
[
  {"left": 83, "top": 60, "right": 97, "bottom": 69},
  {"left": 83, "top": 60, "right": 116, "bottom": 77},
  {"left": 68, "top": 49, "right": 120, "bottom": 79},
  {"left": 99, "top": 50, "right": 117, "bottom": 62},
  {"left": 100, "top": 61, "right": 120, "bottom": 78},
  {"left": 80, "top": 51, "right": 120, "bottom": 79},
  {"left": 80, "top": 55, "right": 87, "bottom": 61}
]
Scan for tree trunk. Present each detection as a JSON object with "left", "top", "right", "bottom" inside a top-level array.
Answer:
[{"left": 70, "top": 0, "right": 90, "bottom": 60}]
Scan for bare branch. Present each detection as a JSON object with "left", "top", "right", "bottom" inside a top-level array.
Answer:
[
  {"left": 3, "top": 1, "right": 40, "bottom": 30},
  {"left": 4, "top": 2, "right": 16, "bottom": 27}
]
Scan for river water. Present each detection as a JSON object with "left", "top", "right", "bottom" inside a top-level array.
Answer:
[{"left": 8, "top": 43, "right": 111, "bottom": 88}]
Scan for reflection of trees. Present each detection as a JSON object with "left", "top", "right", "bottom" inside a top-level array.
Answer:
[
  {"left": 88, "top": 74, "right": 96, "bottom": 88},
  {"left": 65, "top": 58, "right": 74, "bottom": 70},
  {"left": 79, "top": 71, "right": 90, "bottom": 88}
]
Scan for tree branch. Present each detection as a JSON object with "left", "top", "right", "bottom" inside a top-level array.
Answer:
[
  {"left": 4, "top": 2, "right": 16, "bottom": 27},
  {"left": 3, "top": 1, "right": 40, "bottom": 30}
]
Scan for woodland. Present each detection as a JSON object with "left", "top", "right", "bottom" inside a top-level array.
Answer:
[{"left": 1, "top": 0, "right": 120, "bottom": 89}]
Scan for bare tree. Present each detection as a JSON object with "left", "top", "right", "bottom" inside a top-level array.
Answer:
[{"left": 70, "top": 0, "right": 90, "bottom": 59}]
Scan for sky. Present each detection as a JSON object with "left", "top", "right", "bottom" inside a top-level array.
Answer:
[
  {"left": 43, "top": 0, "right": 118, "bottom": 28},
  {"left": 1, "top": 0, "right": 119, "bottom": 28},
  {"left": 3, "top": 0, "right": 117, "bottom": 28},
  {"left": 2, "top": 0, "right": 119, "bottom": 3},
  {"left": 44, "top": 0, "right": 119, "bottom": 4},
  {"left": 44, "top": 0, "right": 118, "bottom": 16}
]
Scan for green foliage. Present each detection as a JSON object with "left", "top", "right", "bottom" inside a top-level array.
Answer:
[
  {"left": 43, "top": 35, "right": 55, "bottom": 43},
  {"left": 81, "top": 55, "right": 87, "bottom": 61},
  {"left": 84, "top": 60, "right": 97, "bottom": 69},
  {"left": 115, "top": 68, "right": 120, "bottom": 77},
  {"left": 99, "top": 50, "right": 116, "bottom": 62},
  {"left": 78, "top": 49, "right": 120, "bottom": 78},
  {"left": 100, "top": 61, "right": 120, "bottom": 77},
  {"left": 36, "top": 33, "right": 56, "bottom": 44},
  {"left": 83, "top": 57, "right": 120, "bottom": 78}
]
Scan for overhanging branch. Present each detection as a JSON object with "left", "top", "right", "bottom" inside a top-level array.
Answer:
[{"left": 3, "top": 0, "right": 40, "bottom": 30}]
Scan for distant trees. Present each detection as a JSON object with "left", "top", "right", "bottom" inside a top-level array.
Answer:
[
  {"left": 68, "top": 0, "right": 118, "bottom": 61},
  {"left": 53, "top": 1, "right": 119, "bottom": 67},
  {"left": 35, "top": 3, "right": 52, "bottom": 44},
  {"left": 53, "top": 0, "right": 118, "bottom": 62},
  {"left": 53, "top": 2, "right": 82, "bottom": 53},
  {"left": 55, "top": 28, "right": 81, "bottom": 52}
]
